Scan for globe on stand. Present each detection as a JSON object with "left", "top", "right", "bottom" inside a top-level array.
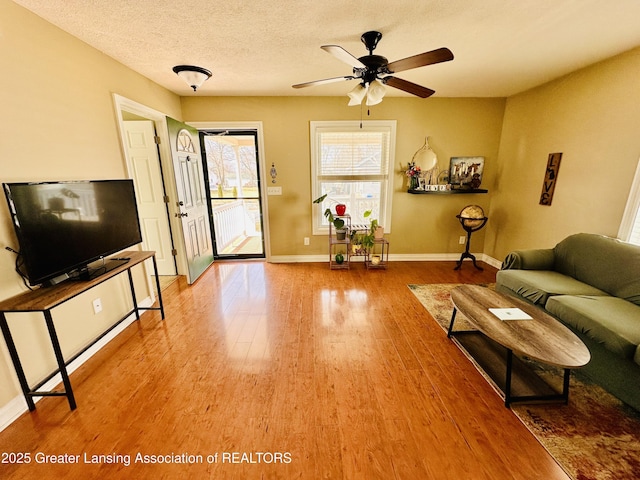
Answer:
[{"left": 455, "top": 205, "right": 488, "bottom": 270}]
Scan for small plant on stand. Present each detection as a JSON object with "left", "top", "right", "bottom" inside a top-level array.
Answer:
[
  {"left": 360, "top": 210, "right": 377, "bottom": 250},
  {"left": 313, "top": 193, "right": 347, "bottom": 232},
  {"left": 351, "top": 210, "right": 383, "bottom": 253}
]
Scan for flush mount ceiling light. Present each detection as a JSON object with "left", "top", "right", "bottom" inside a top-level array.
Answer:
[{"left": 172, "top": 65, "right": 212, "bottom": 91}]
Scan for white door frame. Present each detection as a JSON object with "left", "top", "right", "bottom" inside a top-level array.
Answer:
[
  {"left": 122, "top": 120, "right": 176, "bottom": 275},
  {"left": 112, "top": 94, "right": 188, "bottom": 277},
  {"left": 189, "top": 121, "right": 271, "bottom": 262}
]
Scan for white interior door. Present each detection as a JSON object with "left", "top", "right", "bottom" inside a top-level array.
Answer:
[
  {"left": 166, "top": 117, "right": 214, "bottom": 283},
  {"left": 123, "top": 120, "right": 176, "bottom": 275}
]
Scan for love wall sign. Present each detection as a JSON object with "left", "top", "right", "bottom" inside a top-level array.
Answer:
[{"left": 539, "top": 153, "right": 562, "bottom": 205}]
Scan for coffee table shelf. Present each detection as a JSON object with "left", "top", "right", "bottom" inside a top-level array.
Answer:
[{"left": 453, "top": 331, "right": 563, "bottom": 403}]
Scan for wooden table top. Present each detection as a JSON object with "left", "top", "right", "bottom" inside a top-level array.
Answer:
[
  {"left": 0, "top": 251, "right": 155, "bottom": 313},
  {"left": 450, "top": 285, "right": 590, "bottom": 368}
]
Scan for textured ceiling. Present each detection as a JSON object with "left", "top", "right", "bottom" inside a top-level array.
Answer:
[{"left": 12, "top": 0, "right": 640, "bottom": 98}]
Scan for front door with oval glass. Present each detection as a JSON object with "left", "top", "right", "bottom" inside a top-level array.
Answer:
[{"left": 166, "top": 117, "right": 214, "bottom": 283}]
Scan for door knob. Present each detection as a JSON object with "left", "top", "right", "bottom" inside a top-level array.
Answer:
[{"left": 175, "top": 212, "right": 188, "bottom": 218}]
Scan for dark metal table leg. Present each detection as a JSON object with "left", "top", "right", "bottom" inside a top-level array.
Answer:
[
  {"left": 447, "top": 308, "right": 458, "bottom": 338},
  {"left": 151, "top": 254, "right": 165, "bottom": 319},
  {"left": 127, "top": 269, "right": 140, "bottom": 320},
  {"left": 44, "top": 311, "right": 76, "bottom": 410},
  {"left": 562, "top": 368, "right": 571, "bottom": 404},
  {"left": 0, "top": 313, "right": 36, "bottom": 411},
  {"left": 505, "top": 349, "right": 513, "bottom": 407}
]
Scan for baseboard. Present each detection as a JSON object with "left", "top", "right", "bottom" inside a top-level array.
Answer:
[
  {"left": 271, "top": 253, "right": 503, "bottom": 266},
  {"left": 481, "top": 254, "right": 502, "bottom": 269},
  {"left": 0, "top": 296, "right": 154, "bottom": 433}
]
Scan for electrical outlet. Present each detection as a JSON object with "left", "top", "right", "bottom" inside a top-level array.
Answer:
[
  {"left": 459, "top": 236, "right": 466, "bottom": 245},
  {"left": 92, "top": 298, "right": 102, "bottom": 314},
  {"left": 304, "top": 237, "right": 310, "bottom": 246}
]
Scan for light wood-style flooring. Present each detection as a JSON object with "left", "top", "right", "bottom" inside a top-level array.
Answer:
[{"left": 0, "top": 261, "right": 570, "bottom": 479}]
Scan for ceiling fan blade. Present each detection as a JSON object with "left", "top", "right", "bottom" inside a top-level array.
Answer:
[
  {"left": 292, "top": 75, "right": 355, "bottom": 89},
  {"left": 383, "top": 76, "right": 435, "bottom": 98},
  {"left": 386, "top": 47, "right": 454, "bottom": 74},
  {"left": 321, "top": 45, "right": 367, "bottom": 69}
]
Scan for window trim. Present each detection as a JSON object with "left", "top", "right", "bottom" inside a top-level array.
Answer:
[
  {"left": 618, "top": 156, "right": 640, "bottom": 244},
  {"left": 310, "top": 120, "right": 396, "bottom": 235}
]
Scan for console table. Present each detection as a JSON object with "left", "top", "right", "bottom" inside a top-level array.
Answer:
[{"left": 0, "top": 250, "right": 164, "bottom": 411}]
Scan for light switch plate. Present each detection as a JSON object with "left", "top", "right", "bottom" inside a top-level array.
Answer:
[{"left": 267, "top": 186, "right": 282, "bottom": 195}]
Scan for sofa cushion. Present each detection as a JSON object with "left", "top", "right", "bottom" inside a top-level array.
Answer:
[
  {"left": 546, "top": 295, "right": 640, "bottom": 360},
  {"left": 553, "top": 233, "right": 640, "bottom": 305},
  {"left": 496, "top": 269, "right": 607, "bottom": 306},
  {"left": 502, "top": 248, "right": 555, "bottom": 270}
]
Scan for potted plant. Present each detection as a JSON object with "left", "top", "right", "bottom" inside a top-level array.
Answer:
[
  {"left": 350, "top": 230, "right": 365, "bottom": 254},
  {"left": 313, "top": 193, "right": 347, "bottom": 238},
  {"left": 361, "top": 211, "right": 383, "bottom": 246},
  {"left": 351, "top": 210, "right": 383, "bottom": 254},
  {"left": 360, "top": 212, "right": 385, "bottom": 265}
]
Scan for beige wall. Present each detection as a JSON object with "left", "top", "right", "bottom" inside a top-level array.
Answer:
[
  {"left": 181, "top": 96, "right": 505, "bottom": 257},
  {"left": 0, "top": 1, "right": 181, "bottom": 408},
  {"left": 486, "top": 47, "right": 640, "bottom": 260}
]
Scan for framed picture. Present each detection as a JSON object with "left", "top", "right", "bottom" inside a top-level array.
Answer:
[{"left": 450, "top": 156, "right": 484, "bottom": 189}]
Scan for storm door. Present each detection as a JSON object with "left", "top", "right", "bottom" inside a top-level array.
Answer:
[{"left": 199, "top": 130, "right": 265, "bottom": 259}]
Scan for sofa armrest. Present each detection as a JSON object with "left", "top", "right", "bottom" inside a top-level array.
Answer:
[{"left": 501, "top": 248, "right": 555, "bottom": 270}]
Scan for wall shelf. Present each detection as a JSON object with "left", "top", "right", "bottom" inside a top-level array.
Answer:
[{"left": 408, "top": 188, "right": 488, "bottom": 195}]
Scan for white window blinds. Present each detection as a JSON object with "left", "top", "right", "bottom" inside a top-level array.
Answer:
[
  {"left": 311, "top": 121, "right": 396, "bottom": 235},
  {"left": 317, "top": 130, "right": 390, "bottom": 177}
]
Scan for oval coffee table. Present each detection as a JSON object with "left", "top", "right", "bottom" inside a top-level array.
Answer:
[{"left": 447, "top": 285, "right": 590, "bottom": 407}]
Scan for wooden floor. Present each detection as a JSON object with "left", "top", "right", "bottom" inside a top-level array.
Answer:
[{"left": 0, "top": 261, "right": 570, "bottom": 480}]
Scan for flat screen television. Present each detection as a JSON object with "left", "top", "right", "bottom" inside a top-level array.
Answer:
[{"left": 3, "top": 179, "right": 143, "bottom": 286}]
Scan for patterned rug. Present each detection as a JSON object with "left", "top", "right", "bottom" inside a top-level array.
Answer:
[{"left": 408, "top": 283, "right": 640, "bottom": 480}]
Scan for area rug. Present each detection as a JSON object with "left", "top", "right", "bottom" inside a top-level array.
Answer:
[{"left": 408, "top": 283, "right": 640, "bottom": 480}]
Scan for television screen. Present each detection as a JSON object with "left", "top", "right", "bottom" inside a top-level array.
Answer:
[{"left": 3, "top": 180, "right": 143, "bottom": 286}]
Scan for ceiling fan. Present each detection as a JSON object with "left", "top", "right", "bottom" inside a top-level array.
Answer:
[{"left": 292, "top": 31, "right": 454, "bottom": 105}]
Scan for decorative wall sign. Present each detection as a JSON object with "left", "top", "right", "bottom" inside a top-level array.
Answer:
[{"left": 539, "top": 153, "right": 563, "bottom": 205}]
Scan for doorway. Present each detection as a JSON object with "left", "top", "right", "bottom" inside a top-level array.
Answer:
[
  {"left": 114, "top": 94, "right": 191, "bottom": 284},
  {"left": 200, "top": 130, "right": 266, "bottom": 259},
  {"left": 120, "top": 117, "right": 177, "bottom": 276}
]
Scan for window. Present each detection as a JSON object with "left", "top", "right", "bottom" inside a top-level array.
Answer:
[
  {"left": 311, "top": 120, "right": 396, "bottom": 234},
  {"left": 619, "top": 157, "right": 640, "bottom": 245}
]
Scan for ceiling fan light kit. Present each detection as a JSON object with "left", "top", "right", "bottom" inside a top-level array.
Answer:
[
  {"left": 293, "top": 31, "right": 454, "bottom": 105},
  {"left": 347, "top": 83, "right": 368, "bottom": 106},
  {"left": 172, "top": 65, "right": 212, "bottom": 91},
  {"left": 365, "top": 79, "right": 386, "bottom": 106}
]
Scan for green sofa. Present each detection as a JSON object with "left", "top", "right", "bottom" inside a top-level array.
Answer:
[{"left": 496, "top": 233, "right": 640, "bottom": 412}]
